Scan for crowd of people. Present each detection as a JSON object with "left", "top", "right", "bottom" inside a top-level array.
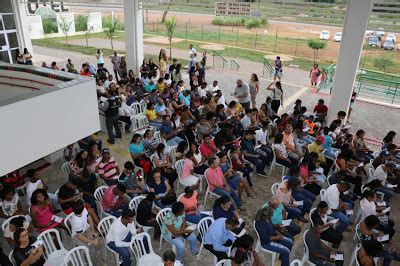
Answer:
[{"left": 1, "top": 44, "right": 400, "bottom": 266}]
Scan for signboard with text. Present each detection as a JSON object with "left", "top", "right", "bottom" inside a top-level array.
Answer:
[
  {"left": 26, "top": 0, "right": 69, "bottom": 15},
  {"left": 215, "top": 2, "right": 251, "bottom": 17}
]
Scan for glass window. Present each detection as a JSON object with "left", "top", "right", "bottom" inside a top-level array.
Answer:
[
  {"left": 0, "top": 51, "right": 10, "bottom": 63},
  {"left": 10, "top": 48, "right": 18, "bottom": 63},
  {"left": 0, "top": 34, "right": 6, "bottom": 47},
  {"left": 0, "top": 0, "right": 13, "bottom": 13},
  {"left": 0, "top": 17, "right": 4, "bottom": 31},
  {"left": 7, "top": 32, "right": 18, "bottom": 49},
  {"left": 3, "top": 14, "right": 16, "bottom": 30}
]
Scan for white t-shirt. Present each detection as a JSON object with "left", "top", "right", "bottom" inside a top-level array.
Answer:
[
  {"left": 360, "top": 198, "right": 376, "bottom": 221},
  {"left": 71, "top": 208, "right": 90, "bottom": 237},
  {"left": 255, "top": 129, "right": 268, "bottom": 145},
  {"left": 26, "top": 180, "right": 44, "bottom": 206},
  {"left": 198, "top": 87, "right": 208, "bottom": 98},
  {"left": 372, "top": 165, "right": 387, "bottom": 183},
  {"left": 0, "top": 194, "right": 19, "bottom": 217},
  {"left": 240, "top": 115, "right": 252, "bottom": 130},
  {"left": 324, "top": 184, "right": 340, "bottom": 210},
  {"left": 4, "top": 220, "right": 30, "bottom": 239},
  {"left": 218, "top": 95, "right": 227, "bottom": 109},
  {"left": 208, "top": 85, "right": 219, "bottom": 94},
  {"left": 189, "top": 48, "right": 197, "bottom": 61}
]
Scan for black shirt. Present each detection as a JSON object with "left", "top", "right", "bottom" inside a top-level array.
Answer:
[
  {"left": 79, "top": 174, "right": 97, "bottom": 195},
  {"left": 136, "top": 200, "right": 152, "bottom": 225},
  {"left": 13, "top": 237, "right": 45, "bottom": 266},
  {"left": 58, "top": 184, "right": 76, "bottom": 210}
]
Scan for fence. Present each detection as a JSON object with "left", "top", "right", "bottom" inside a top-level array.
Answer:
[{"left": 211, "top": 50, "right": 240, "bottom": 71}]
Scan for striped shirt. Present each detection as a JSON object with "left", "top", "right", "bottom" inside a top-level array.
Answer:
[{"left": 98, "top": 156, "right": 119, "bottom": 181}]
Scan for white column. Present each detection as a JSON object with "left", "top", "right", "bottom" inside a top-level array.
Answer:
[
  {"left": 12, "top": 0, "right": 33, "bottom": 56},
  {"left": 327, "top": 0, "right": 373, "bottom": 122},
  {"left": 124, "top": 0, "right": 144, "bottom": 76}
]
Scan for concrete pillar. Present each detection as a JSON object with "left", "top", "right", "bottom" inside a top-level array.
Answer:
[
  {"left": 12, "top": 0, "right": 33, "bottom": 56},
  {"left": 123, "top": 0, "right": 144, "bottom": 76},
  {"left": 327, "top": 0, "right": 373, "bottom": 122}
]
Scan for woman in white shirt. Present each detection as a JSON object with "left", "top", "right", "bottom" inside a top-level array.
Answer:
[
  {"left": 96, "top": 49, "right": 104, "bottom": 65},
  {"left": 359, "top": 190, "right": 387, "bottom": 221}
]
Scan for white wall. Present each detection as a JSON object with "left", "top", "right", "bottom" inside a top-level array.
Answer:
[{"left": 0, "top": 78, "right": 100, "bottom": 176}]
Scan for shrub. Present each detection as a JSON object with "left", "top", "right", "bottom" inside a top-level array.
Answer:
[
  {"left": 373, "top": 58, "right": 392, "bottom": 72},
  {"left": 307, "top": 39, "right": 327, "bottom": 62},
  {"left": 75, "top": 15, "right": 88, "bottom": 32},
  {"left": 102, "top": 16, "right": 124, "bottom": 31},
  {"left": 244, "top": 18, "right": 260, "bottom": 29},
  {"left": 42, "top": 18, "right": 58, "bottom": 34},
  {"left": 212, "top": 16, "right": 245, "bottom": 26}
]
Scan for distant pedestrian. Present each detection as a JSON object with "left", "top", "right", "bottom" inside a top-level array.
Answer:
[
  {"left": 119, "top": 56, "right": 127, "bottom": 79},
  {"left": 267, "top": 81, "right": 283, "bottom": 114},
  {"left": 249, "top": 73, "right": 260, "bottom": 108},
  {"left": 188, "top": 44, "right": 197, "bottom": 71},
  {"left": 23, "top": 48, "right": 33, "bottom": 65},
  {"left": 96, "top": 49, "right": 104, "bottom": 66},
  {"left": 310, "top": 64, "right": 321, "bottom": 86},
  {"left": 273, "top": 56, "right": 282, "bottom": 81},
  {"left": 348, "top": 91, "right": 357, "bottom": 123},
  {"left": 111, "top": 51, "right": 121, "bottom": 81},
  {"left": 234, "top": 79, "right": 251, "bottom": 110}
]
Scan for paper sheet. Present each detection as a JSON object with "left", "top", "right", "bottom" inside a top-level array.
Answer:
[
  {"left": 386, "top": 184, "right": 398, "bottom": 188},
  {"left": 187, "top": 224, "right": 197, "bottom": 231},
  {"left": 382, "top": 207, "right": 391, "bottom": 213},
  {"left": 346, "top": 210, "right": 353, "bottom": 215},
  {"left": 282, "top": 219, "right": 292, "bottom": 226},
  {"left": 293, "top": 200, "right": 303, "bottom": 206},
  {"left": 328, "top": 218, "right": 339, "bottom": 224},
  {"left": 377, "top": 201, "right": 386, "bottom": 207},
  {"left": 343, "top": 191, "right": 349, "bottom": 195},
  {"left": 51, "top": 215, "right": 63, "bottom": 223},
  {"left": 377, "top": 234, "right": 389, "bottom": 242},
  {"left": 330, "top": 254, "right": 344, "bottom": 260}
]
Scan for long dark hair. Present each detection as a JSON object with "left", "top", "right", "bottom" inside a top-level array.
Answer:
[
  {"left": 276, "top": 81, "right": 283, "bottom": 92},
  {"left": 13, "top": 228, "right": 27, "bottom": 247},
  {"left": 156, "top": 143, "right": 165, "bottom": 159},
  {"left": 231, "top": 234, "right": 254, "bottom": 264},
  {"left": 30, "top": 189, "right": 49, "bottom": 206},
  {"left": 212, "top": 195, "right": 231, "bottom": 209}
]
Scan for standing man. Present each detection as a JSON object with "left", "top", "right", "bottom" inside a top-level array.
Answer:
[
  {"left": 274, "top": 56, "right": 282, "bottom": 82},
  {"left": 188, "top": 44, "right": 197, "bottom": 72},
  {"left": 234, "top": 79, "right": 251, "bottom": 111},
  {"left": 111, "top": 51, "right": 121, "bottom": 82},
  {"left": 101, "top": 90, "right": 121, "bottom": 144}
]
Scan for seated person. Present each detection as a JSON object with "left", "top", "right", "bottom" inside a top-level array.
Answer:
[
  {"left": 229, "top": 234, "right": 264, "bottom": 266},
  {"left": 161, "top": 202, "right": 198, "bottom": 264},
  {"left": 305, "top": 219, "right": 344, "bottom": 266},
  {"left": 357, "top": 240, "right": 384, "bottom": 266},
  {"left": 107, "top": 209, "right": 145, "bottom": 266},
  {"left": 178, "top": 187, "right": 209, "bottom": 224},
  {"left": 283, "top": 165, "right": 316, "bottom": 203},
  {"left": 76, "top": 169, "right": 98, "bottom": 214},
  {"left": 147, "top": 169, "right": 174, "bottom": 208},
  {"left": 129, "top": 134, "right": 151, "bottom": 175},
  {"left": 359, "top": 190, "right": 394, "bottom": 231},
  {"left": 308, "top": 136, "right": 333, "bottom": 176},
  {"left": 212, "top": 196, "right": 245, "bottom": 235},
  {"left": 203, "top": 217, "right": 238, "bottom": 262},
  {"left": 98, "top": 148, "right": 120, "bottom": 186},
  {"left": 70, "top": 201, "right": 100, "bottom": 249},
  {"left": 371, "top": 161, "right": 397, "bottom": 202},
  {"left": 283, "top": 124, "right": 304, "bottom": 161},
  {"left": 358, "top": 215, "right": 396, "bottom": 243},
  {"left": 13, "top": 228, "right": 45, "bottom": 266},
  {"left": 58, "top": 180, "right": 99, "bottom": 224},
  {"left": 206, "top": 158, "right": 245, "bottom": 211},
  {"left": 255, "top": 207, "right": 293, "bottom": 266},
  {"left": 313, "top": 99, "right": 328, "bottom": 121},
  {"left": 311, "top": 201, "right": 343, "bottom": 248},
  {"left": 276, "top": 179, "right": 308, "bottom": 223},
  {"left": 262, "top": 197, "right": 301, "bottom": 240},
  {"left": 160, "top": 115, "right": 184, "bottom": 146},
  {"left": 199, "top": 134, "right": 218, "bottom": 160},
  {"left": 101, "top": 184, "right": 129, "bottom": 217},
  {"left": 118, "top": 162, "right": 147, "bottom": 198},
  {"left": 299, "top": 156, "right": 323, "bottom": 196},
  {"left": 136, "top": 192, "right": 161, "bottom": 240},
  {"left": 4, "top": 216, "right": 31, "bottom": 246},
  {"left": 324, "top": 182, "right": 352, "bottom": 234},
  {"left": 0, "top": 187, "right": 24, "bottom": 221},
  {"left": 181, "top": 152, "right": 201, "bottom": 190},
  {"left": 26, "top": 169, "right": 58, "bottom": 207},
  {"left": 241, "top": 130, "right": 270, "bottom": 176},
  {"left": 230, "top": 146, "right": 254, "bottom": 192},
  {"left": 145, "top": 102, "right": 162, "bottom": 129},
  {"left": 272, "top": 133, "right": 298, "bottom": 168},
  {"left": 153, "top": 143, "right": 178, "bottom": 188}
]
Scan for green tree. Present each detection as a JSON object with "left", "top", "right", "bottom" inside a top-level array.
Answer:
[
  {"left": 103, "top": 20, "right": 119, "bottom": 51},
  {"left": 161, "top": 0, "right": 174, "bottom": 23},
  {"left": 307, "top": 39, "right": 327, "bottom": 62},
  {"left": 165, "top": 16, "right": 177, "bottom": 58},
  {"left": 58, "top": 16, "right": 73, "bottom": 45},
  {"left": 373, "top": 58, "right": 392, "bottom": 72},
  {"left": 75, "top": 15, "right": 89, "bottom": 47}
]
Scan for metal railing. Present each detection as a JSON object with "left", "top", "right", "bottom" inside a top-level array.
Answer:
[
  {"left": 212, "top": 50, "right": 228, "bottom": 69},
  {"left": 317, "top": 64, "right": 335, "bottom": 93},
  {"left": 262, "top": 58, "right": 274, "bottom": 78},
  {"left": 230, "top": 60, "right": 240, "bottom": 71}
]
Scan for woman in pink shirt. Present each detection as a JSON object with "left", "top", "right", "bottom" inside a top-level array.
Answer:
[
  {"left": 180, "top": 151, "right": 200, "bottom": 190},
  {"left": 179, "top": 187, "right": 210, "bottom": 224}
]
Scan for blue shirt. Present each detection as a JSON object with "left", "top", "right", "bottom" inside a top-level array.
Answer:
[
  {"left": 160, "top": 122, "right": 173, "bottom": 137},
  {"left": 255, "top": 219, "right": 277, "bottom": 246},
  {"left": 323, "top": 135, "right": 333, "bottom": 150},
  {"left": 179, "top": 93, "right": 190, "bottom": 107},
  {"left": 155, "top": 103, "right": 166, "bottom": 114},
  {"left": 128, "top": 143, "right": 144, "bottom": 156},
  {"left": 213, "top": 205, "right": 235, "bottom": 220},
  {"left": 203, "top": 218, "right": 236, "bottom": 252},
  {"left": 261, "top": 202, "right": 284, "bottom": 225}
]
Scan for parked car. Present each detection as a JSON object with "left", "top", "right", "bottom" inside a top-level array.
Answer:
[
  {"left": 368, "top": 36, "right": 380, "bottom": 47},
  {"left": 319, "top": 30, "right": 330, "bottom": 40},
  {"left": 386, "top": 33, "right": 396, "bottom": 43},
  {"left": 333, "top": 32, "right": 342, "bottom": 42},
  {"left": 376, "top": 28, "right": 385, "bottom": 36},
  {"left": 365, "top": 30, "right": 374, "bottom": 36},
  {"left": 382, "top": 40, "right": 395, "bottom": 50}
]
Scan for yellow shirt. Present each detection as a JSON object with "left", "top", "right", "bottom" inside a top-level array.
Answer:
[
  {"left": 145, "top": 109, "right": 157, "bottom": 121},
  {"left": 308, "top": 142, "right": 325, "bottom": 162},
  {"left": 236, "top": 103, "right": 243, "bottom": 113},
  {"left": 156, "top": 82, "right": 165, "bottom": 93}
]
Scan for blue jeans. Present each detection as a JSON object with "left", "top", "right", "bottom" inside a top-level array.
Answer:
[
  {"left": 292, "top": 188, "right": 315, "bottom": 202},
  {"left": 258, "top": 146, "right": 273, "bottom": 164},
  {"left": 324, "top": 148, "right": 340, "bottom": 158},
  {"left": 154, "top": 199, "right": 172, "bottom": 209},
  {"left": 149, "top": 121, "right": 162, "bottom": 130},
  {"left": 108, "top": 233, "right": 149, "bottom": 266},
  {"left": 330, "top": 206, "right": 351, "bottom": 233},
  {"left": 262, "top": 237, "right": 293, "bottom": 266},
  {"left": 226, "top": 175, "right": 241, "bottom": 190},
  {"left": 213, "top": 187, "right": 241, "bottom": 208},
  {"left": 238, "top": 166, "right": 253, "bottom": 187},
  {"left": 163, "top": 232, "right": 197, "bottom": 263},
  {"left": 166, "top": 136, "right": 184, "bottom": 146},
  {"left": 107, "top": 204, "right": 128, "bottom": 218},
  {"left": 286, "top": 206, "right": 303, "bottom": 219},
  {"left": 379, "top": 187, "right": 396, "bottom": 202},
  {"left": 245, "top": 154, "right": 268, "bottom": 173},
  {"left": 186, "top": 213, "right": 209, "bottom": 224},
  {"left": 292, "top": 191, "right": 313, "bottom": 215}
]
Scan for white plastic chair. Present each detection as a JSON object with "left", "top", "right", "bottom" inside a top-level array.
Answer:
[
  {"left": 130, "top": 232, "right": 162, "bottom": 265},
  {"left": 97, "top": 216, "right": 119, "bottom": 263},
  {"left": 253, "top": 221, "right": 279, "bottom": 265},
  {"left": 271, "top": 182, "right": 280, "bottom": 197},
  {"left": 319, "top": 189, "right": 326, "bottom": 201},
  {"left": 216, "top": 259, "right": 231, "bottom": 266},
  {"left": 8, "top": 250, "right": 16, "bottom": 266},
  {"left": 64, "top": 246, "right": 93, "bottom": 266},
  {"left": 351, "top": 245, "right": 362, "bottom": 266},
  {"left": 130, "top": 114, "right": 150, "bottom": 134},
  {"left": 37, "top": 228, "right": 68, "bottom": 263},
  {"left": 1, "top": 214, "right": 27, "bottom": 232},
  {"left": 130, "top": 102, "right": 145, "bottom": 116},
  {"left": 197, "top": 217, "right": 215, "bottom": 259},
  {"left": 94, "top": 186, "right": 110, "bottom": 218},
  {"left": 128, "top": 196, "right": 153, "bottom": 233},
  {"left": 203, "top": 168, "right": 221, "bottom": 206},
  {"left": 290, "top": 259, "right": 304, "bottom": 266},
  {"left": 156, "top": 208, "right": 172, "bottom": 251},
  {"left": 269, "top": 147, "right": 287, "bottom": 176},
  {"left": 63, "top": 212, "right": 75, "bottom": 246},
  {"left": 154, "top": 130, "right": 165, "bottom": 145},
  {"left": 301, "top": 230, "right": 317, "bottom": 266},
  {"left": 61, "top": 162, "right": 71, "bottom": 176}
]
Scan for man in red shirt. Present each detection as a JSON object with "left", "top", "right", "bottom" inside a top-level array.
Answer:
[
  {"left": 199, "top": 134, "right": 218, "bottom": 160},
  {"left": 313, "top": 99, "right": 328, "bottom": 122}
]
